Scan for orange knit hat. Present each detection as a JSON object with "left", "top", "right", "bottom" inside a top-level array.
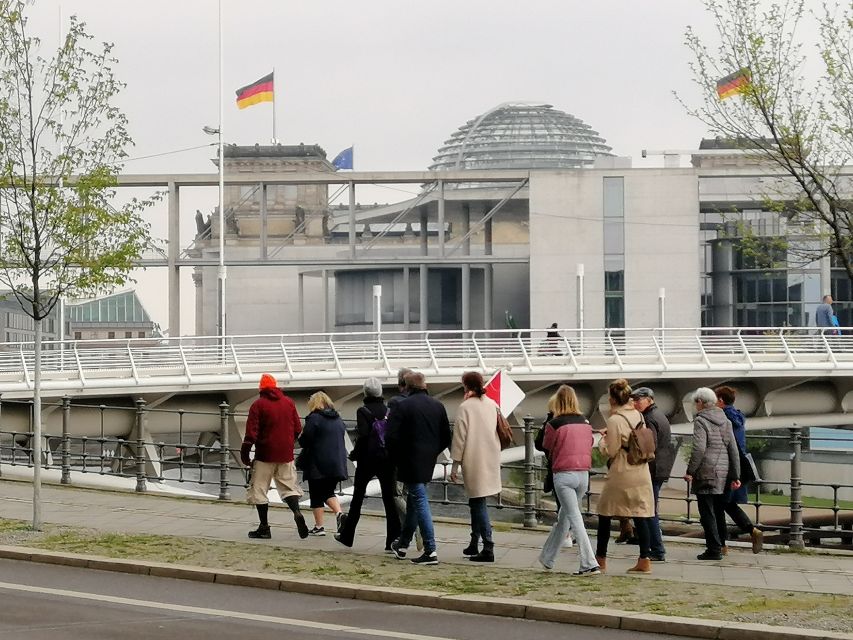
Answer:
[{"left": 259, "top": 373, "right": 277, "bottom": 390}]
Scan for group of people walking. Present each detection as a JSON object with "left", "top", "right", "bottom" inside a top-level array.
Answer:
[{"left": 240, "top": 370, "right": 762, "bottom": 572}]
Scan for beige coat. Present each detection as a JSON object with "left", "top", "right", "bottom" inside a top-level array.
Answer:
[
  {"left": 596, "top": 405, "right": 654, "bottom": 518},
  {"left": 451, "top": 396, "right": 502, "bottom": 498}
]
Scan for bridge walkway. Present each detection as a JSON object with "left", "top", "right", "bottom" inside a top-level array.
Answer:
[{"left": 1, "top": 480, "right": 851, "bottom": 596}]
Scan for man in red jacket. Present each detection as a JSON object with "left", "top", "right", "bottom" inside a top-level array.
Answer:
[{"left": 241, "top": 373, "right": 309, "bottom": 539}]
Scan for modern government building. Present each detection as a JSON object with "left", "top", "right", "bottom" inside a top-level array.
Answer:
[{"left": 186, "top": 102, "right": 847, "bottom": 338}]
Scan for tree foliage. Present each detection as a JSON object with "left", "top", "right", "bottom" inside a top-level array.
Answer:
[
  {"left": 0, "top": 0, "right": 153, "bottom": 319},
  {"left": 680, "top": 0, "right": 853, "bottom": 281}
]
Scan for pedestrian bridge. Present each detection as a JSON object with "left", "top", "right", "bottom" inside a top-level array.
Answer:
[{"left": 0, "top": 327, "right": 851, "bottom": 398}]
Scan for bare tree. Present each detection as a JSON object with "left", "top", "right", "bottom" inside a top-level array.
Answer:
[
  {"left": 680, "top": 0, "right": 853, "bottom": 282},
  {"left": 0, "top": 0, "right": 154, "bottom": 529}
]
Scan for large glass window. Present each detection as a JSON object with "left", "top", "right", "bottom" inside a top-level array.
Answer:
[{"left": 603, "top": 177, "right": 625, "bottom": 329}]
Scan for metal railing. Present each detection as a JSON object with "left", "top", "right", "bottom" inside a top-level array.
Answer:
[
  {"left": 1, "top": 399, "right": 851, "bottom": 549},
  {"left": 1, "top": 326, "right": 853, "bottom": 393}
]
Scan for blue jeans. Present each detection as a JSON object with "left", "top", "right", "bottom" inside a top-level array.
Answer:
[
  {"left": 468, "top": 497, "right": 492, "bottom": 544},
  {"left": 398, "top": 482, "right": 436, "bottom": 553},
  {"left": 539, "top": 471, "right": 597, "bottom": 571},
  {"left": 649, "top": 480, "right": 666, "bottom": 557}
]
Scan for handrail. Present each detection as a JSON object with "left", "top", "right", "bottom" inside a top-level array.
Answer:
[{"left": 0, "top": 327, "right": 850, "bottom": 392}]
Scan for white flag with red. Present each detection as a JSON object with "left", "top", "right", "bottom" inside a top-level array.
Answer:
[{"left": 484, "top": 370, "right": 525, "bottom": 417}]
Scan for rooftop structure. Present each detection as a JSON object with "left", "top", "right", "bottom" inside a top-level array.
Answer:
[{"left": 428, "top": 102, "right": 613, "bottom": 172}]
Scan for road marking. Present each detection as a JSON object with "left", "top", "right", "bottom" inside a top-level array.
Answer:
[{"left": 0, "top": 580, "right": 457, "bottom": 640}]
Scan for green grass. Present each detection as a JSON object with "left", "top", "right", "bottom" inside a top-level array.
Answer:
[
  {"left": 754, "top": 493, "right": 853, "bottom": 510},
  {"left": 0, "top": 517, "right": 851, "bottom": 633}
]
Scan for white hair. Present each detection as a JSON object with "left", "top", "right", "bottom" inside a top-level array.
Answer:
[{"left": 692, "top": 387, "right": 718, "bottom": 407}]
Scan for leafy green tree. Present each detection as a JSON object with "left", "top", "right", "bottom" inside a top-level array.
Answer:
[
  {"left": 681, "top": 0, "right": 853, "bottom": 282},
  {"left": 0, "top": 0, "right": 153, "bottom": 529}
]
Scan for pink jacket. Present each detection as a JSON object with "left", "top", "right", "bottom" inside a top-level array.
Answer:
[{"left": 543, "top": 414, "right": 593, "bottom": 472}]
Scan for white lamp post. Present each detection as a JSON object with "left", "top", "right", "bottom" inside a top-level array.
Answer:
[{"left": 373, "top": 285, "right": 382, "bottom": 335}]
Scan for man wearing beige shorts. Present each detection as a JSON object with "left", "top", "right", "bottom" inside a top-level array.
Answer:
[{"left": 241, "top": 373, "right": 309, "bottom": 539}]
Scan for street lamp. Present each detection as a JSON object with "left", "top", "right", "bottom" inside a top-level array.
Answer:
[
  {"left": 203, "top": 124, "right": 226, "bottom": 343},
  {"left": 203, "top": 0, "right": 225, "bottom": 344}
]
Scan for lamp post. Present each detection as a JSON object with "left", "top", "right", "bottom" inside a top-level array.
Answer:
[
  {"left": 576, "top": 263, "right": 584, "bottom": 355},
  {"left": 203, "top": 0, "right": 225, "bottom": 345},
  {"left": 373, "top": 284, "right": 382, "bottom": 361},
  {"left": 658, "top": 287, "right": 666, "bottom": 353}
]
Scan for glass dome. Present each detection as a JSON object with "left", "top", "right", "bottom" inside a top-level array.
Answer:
[{"left": 429, "top": 102, "right": 613, "bottom": 171}]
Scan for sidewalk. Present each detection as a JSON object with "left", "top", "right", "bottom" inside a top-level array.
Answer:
[{"left": 1, "top": 479, "right": 852, "bottom": 596}]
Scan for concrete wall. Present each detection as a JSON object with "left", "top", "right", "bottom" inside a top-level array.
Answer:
[{"left": 528, "top": 169, "right": 700, "bottom": 331}]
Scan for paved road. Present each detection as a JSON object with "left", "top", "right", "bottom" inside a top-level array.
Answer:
[{"left": 0, "top": 559, "right": 683, "bottom": 640}]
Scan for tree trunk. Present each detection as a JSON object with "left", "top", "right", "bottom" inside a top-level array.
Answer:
[{"left": 32, "top": 317, "right": 42, "bottom": 531}]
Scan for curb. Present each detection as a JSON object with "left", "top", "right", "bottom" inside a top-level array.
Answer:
[{"left": 0, "top": 545, "right": 850, "bottom": 640}]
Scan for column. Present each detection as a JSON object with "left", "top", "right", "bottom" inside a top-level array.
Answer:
[
  {"left": 167, "top": 181, "right": 180, "bottom": 338},
  {"left": 462, "top": 264, "right": 471, "bottom": 330},
  {"left": 463, "top": 203, "right": 471, "bottom": 255},
  {"left": 437, "top": 180, "right": 445, "bottom": 257},
  {"left": 259, "top": 182, "right": 268, "bottom": 259},
  {"left": 322, "top": 269, "right": 330, "bottom": 333},
  {"left": 403, "top": 266, "right": 411, "bottom": 329},
  {"left": 419, "top": 265, "right": 428, "bottom": 331},
  {"left": 192, "top": 271, "right": 204, "bottom": 336},
  {"left": 420, "top": 210, "right": 429, "bottom": 256},
  {"left": 348, "top": 181, "right": 356, "bottom": 259},
  {"left": 484, "top": 265, "right": 493, "bottom": 330},
  {"left": 298, "top": 272, "right": 305, "bottom": 334}
]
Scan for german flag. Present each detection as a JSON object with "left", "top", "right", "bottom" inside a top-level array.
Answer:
[
  {"left": 235, "top": 72, "right": 274, "bottom": 109},
  {"left": 716, "top": 68, "right": 751, "bottom": 100}
]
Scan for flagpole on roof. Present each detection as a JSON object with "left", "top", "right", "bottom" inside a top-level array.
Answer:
[{"left": 271, "top": 67, "right": 277, "bottom": 144}]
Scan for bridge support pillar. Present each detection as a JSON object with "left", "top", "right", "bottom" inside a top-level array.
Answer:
[{"left": 168, "top": 181, "right": 181, "bottom": 338}]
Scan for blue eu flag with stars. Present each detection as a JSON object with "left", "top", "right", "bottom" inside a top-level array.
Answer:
[{"left": 332, "top": 146, "right": 353, "bottom": 170}]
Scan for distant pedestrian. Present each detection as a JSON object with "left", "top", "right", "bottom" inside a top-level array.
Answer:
[
  {"left": 387, "top": 371, "right": 451, "bottom": 565},
  {"left": 388, "top": 367, "right": 422, "bottom": 551},
  {"left": 335, "top": 378, "right": 401, "bottom": 549},
  {"left": 686, "top": 387, "right": 741, "bottom": 561},
  {"left": 629, "top": 387, "right": 676, "bottom": 562},
  {"left": 537, "top": 385, "right": 599, "bottom": 575},
  {"left": 816, "top": 295, "right": 837, "bottom": 333},
  {"left": 714, "top": 386, "right": 763, "bottom": 554},
  {"left": 241, "top": 373, "right": 309, "bottom": 540},
  {"left": 450, "top": 371, "right": 502, "bottom": 563},
  {"left": 299, "top": 391, "right": 348, "bottom": 536},
  {"left": 595, "top": 379, "right": 655, "bottom": 574}
]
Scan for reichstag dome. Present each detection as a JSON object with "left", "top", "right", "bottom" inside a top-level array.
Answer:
[{"left": 428, "top": 102, "right": 613, "bottom": 171}]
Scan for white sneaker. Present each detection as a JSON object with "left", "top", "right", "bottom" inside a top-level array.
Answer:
[{"left": 562, "top": 534, "right": 574, "bottom": 548}]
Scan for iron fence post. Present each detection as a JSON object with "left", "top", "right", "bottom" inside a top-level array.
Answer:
[
  {"left": 0, "top": 393, "right": 3, "bottom": 478},
  {"left": 788, "top": 424, "right": 804, "bottom": 549},
  {"left": 135, "top": 398, "right": 147, "bottom": 493},
  {"left": 61, "top": 396, "right": 71, "bottom": 484},
  {"left": 219, "top": 401, "right": 231, "bottom": 500},
  {"left": 523, "top": 415, "right": 538, "bottom": 528}
]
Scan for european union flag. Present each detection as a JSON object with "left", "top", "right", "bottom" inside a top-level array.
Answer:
[{"left": 332, "top": 146, "right": 353, "bottom": 170}]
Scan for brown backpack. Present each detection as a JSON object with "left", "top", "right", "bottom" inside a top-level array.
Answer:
[{"left": 620, "top": 415, "right": 656, "bottom": 465}]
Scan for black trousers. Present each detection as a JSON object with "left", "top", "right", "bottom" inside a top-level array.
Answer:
[
  {"left": 337, "top": 457, "right": 400, "bottom": 547},
  {"left": 697, "top": 493, "right": 727, "bottom": 553},
  {"left": 596, "top": 515, "right": 652, "bottom": 559},
  {"left": 723, "top": 489, "right": 754, "bottom": 535}
]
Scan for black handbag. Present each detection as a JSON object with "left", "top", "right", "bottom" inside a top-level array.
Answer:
[{"left": 295, "top": 450, "right": 307, "bottom": 472}]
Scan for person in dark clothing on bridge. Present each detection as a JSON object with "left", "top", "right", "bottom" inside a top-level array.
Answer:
[
  {"left": 241, "top": 373, "right": 309, "bottom": 540},
  {"left": 335, "top": 377, "right": 401, "bottom": 549},
  {"left": 387, "top": 371, "right": 451, "bottom": 565},
  {"left": 714, "top": 386, "right": 764, "bottom": 554}
]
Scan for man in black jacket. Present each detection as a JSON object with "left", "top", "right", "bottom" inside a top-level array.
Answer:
[
  {"left": 630, "top": 387, "right": 675, "bottom": 561},
  {"left": 386, "top": 371, "right": 451, "bottom": 565}
]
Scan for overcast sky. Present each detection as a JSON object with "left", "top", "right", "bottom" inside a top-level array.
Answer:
[{"left": 27, "top": 0, "right": 723, "bottom": 334}]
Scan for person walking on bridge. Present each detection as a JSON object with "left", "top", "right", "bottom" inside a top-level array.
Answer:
[{"left": 241, "top": 373, "right": 309, "bottom": 540}]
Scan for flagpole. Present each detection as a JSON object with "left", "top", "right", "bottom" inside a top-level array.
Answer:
[
  {"left": 271, "top": 67, "right": 276, "bottom": 143},
  {"left": 217, "top": 0, "right": 227, "bottom": 347}
]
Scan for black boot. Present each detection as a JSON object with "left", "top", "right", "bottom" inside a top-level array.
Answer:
[
  {"left": 470, "top": 541, "right": 494, "bottom": 563},
  {"left": 462, "top": 534, "right": 479, "bottom": 557},
  {"left": 285, "top": 495, "right": 309, "bottom": 539},
  {"left": 249, "top": 504, "right": 271, "bottom": 539}
]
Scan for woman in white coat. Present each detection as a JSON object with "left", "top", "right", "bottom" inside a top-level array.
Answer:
[{"left": 450, "top": 371, "right": 502, "bottom": 563}]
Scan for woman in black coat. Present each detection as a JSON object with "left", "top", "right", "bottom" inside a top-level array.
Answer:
[
  {"left": 299, "top": 391, "right": 348, "bottom": 536},
  {"left": 334, "top": 377, "right": 401, "bottom": 549}
]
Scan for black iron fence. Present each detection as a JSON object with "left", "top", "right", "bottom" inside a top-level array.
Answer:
[{"left": 1, "top": 397, "right": 851, "bottom": 549}]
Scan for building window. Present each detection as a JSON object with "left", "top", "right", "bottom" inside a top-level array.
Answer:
[
  {"left": 603, "top": 177, "right": 625, "bottom": 329},
  {"left": 107, "top": 331, "right": 115, "bottom": 339},
  {"left": 138, "top": 331, "right": 145, "bottom": 338},
  {"left": 74, "top": 331, "right": 81, "bottom": 340},
  {"left": 125, "top": 331, "right": 133, "bottom": 339}
]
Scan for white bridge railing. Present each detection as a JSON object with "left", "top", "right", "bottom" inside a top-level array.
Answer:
[{"left": 0, "top": 327, "right": 851, "bottom": 393}]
